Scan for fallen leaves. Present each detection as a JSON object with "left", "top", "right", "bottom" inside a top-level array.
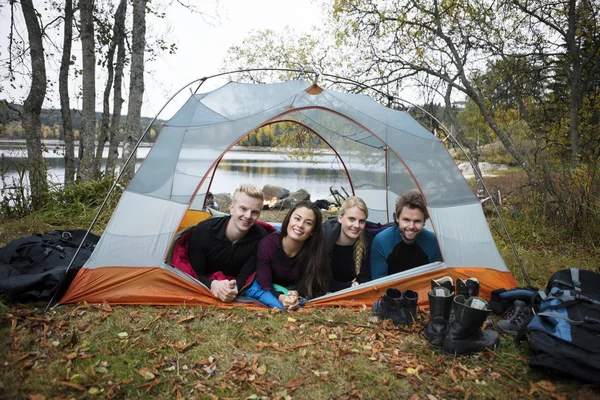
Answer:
[
  {"left": 0, "top": 303, "right": 593, "bottom": 400},
  {"left": 529, "top": 380, "right": 569, "bottom": 400},
  {"left": 283, "top": 377, "right": 305, "bottom": 391},
  {"left": 138, "top": 367, "right": 158, "bottom": 380},
  {"left": 255, "top": 341, "right": 316, "bottom": 352},
  {"left": 58, "top": 380, "right": 86, "bottom": 391}
]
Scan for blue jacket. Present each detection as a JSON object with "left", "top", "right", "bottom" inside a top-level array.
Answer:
[{"left": 370, "top": 225, "right": 442, "bottom": 279}]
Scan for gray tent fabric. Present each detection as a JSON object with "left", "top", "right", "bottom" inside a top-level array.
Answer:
[
  {"left": 85, "top": 80, "right": 505, "bottom": 272},
  {"left": 60, "top": 80, "right": 515, "bottom": 306}
]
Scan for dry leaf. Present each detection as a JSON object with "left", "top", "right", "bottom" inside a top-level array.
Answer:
[
  {"left": 138, "top": 368, "right": 155, "bottom": 380},
  {"left": 58, "top": 381, "right": 86, "bottom": 391},
  {"left": 28, "top": 395, "right": 45, "bottom": 400},
  {"left": 284, "top": 378, "right": 305, "bottom": 391},
  {"left": 176, "top": 316, "right": 195, "bottom": 324},
  {"left": 88, "top": 387, "right": 103, "bottom": 396},
  {"left": 536, "top": 380, "right": 557, "bottom": 393},
  {"left": 256, "top": 364, "right": 267, "bottom": 375}
]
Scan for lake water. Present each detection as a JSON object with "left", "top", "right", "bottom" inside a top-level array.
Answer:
[{"left": 0, "top": 146, "right": 380, "bottom": 201}]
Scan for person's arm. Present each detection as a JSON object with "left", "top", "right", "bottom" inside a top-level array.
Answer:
[
  {"left": 423, "top": 231, "right": 443, "bottom": 263},
  {"left": 236, "top": 248, "right": 258, "bottom": 291},
  {"left": 329, "top": 279, "right": 352, "bottom": 292},
  {"left": 187, "top": 225, "right": 213, "bottom": 289},
  {"left": 369, "top": 235, "right": 388, "bottom": 280},
  {"left": 256, "top": 238, "right": 281, "bottom": 298}
]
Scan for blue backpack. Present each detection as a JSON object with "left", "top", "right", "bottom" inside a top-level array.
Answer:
[{"left": 525, "top": 268, "right": 600, "bottom": 383}]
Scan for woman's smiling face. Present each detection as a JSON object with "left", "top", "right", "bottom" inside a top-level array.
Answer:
[
  {"left": 286, "top": 206, "right": 316, "bottom": 242},
  {"left": 338, "top": 206, "right": 367, "bottom": 244}
]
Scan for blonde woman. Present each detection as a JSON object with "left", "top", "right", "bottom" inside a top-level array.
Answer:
[{"left": 322, "top": 196, "right": 373, "bottom": 292}]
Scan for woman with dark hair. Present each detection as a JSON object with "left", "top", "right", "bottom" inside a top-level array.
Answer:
[
  {"left": 256, "top": 201, "right": 330, "bottom": 309},
  {"left": 322, "top": 196, "right": 373, "bottom": 292}
]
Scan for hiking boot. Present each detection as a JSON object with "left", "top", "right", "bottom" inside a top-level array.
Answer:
[
  {"left": 403, "top": 290, "right": 419, "bottom": 325},
  {"left": 424, "top": 286, "right": 453, "bottom": 348},
  {"left": 497, "top": 300, "right": 534, "bottom": 335},
  {"left": 432, "top": 276, "right": 455, "bottom": 293},
  {"left": 372, "top": 288, "right": 408, "bottom": 326},
  {"left": 443, "top": 295, "right": 500, "bottom": 355},
  {"left": 456, "top": 278, "right": 480, "bottom": 299}
]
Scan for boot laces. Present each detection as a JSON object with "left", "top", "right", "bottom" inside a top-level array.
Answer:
[{"left": 507, "top": 304, "right": 532, "bottom": 327}]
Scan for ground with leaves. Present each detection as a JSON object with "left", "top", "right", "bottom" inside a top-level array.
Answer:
[
  {"left": 1, "top": 302, "right": 598, "bottom": 399},
  {"left": 1, "top": 170, "right": 600, "bottom": 399}
]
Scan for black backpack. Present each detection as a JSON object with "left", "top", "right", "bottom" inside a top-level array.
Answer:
[
  {"left": 0, "top": 230, "right": 99, "bottom": 301},
  {"left": 525, "top": 268, "right": 600, "bottom": 383}
]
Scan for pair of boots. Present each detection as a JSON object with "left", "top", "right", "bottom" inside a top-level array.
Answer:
[
  {"left": 424, "top": 276, "right": 500, "bottom": 355},
  {"left": 372, "top": 288, "right": 419, "bottom": 326}
]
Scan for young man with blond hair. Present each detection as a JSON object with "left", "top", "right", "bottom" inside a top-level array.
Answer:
[
  {"left": 188, "top": 184, "right": 266, "bottom": 302},
  {"left": 370, "top": 190, "right": 442, "bottom": 279}
]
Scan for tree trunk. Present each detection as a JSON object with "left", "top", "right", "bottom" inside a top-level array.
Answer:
[
  {"left": 443, "top": 85, "right": 484, "bottom": 197},
  {"left": 20, "top": 0, "right": 47, "bottom": 210},
  {"left": 566, "top": 0, "right": 582, "bottom": 167},
  {"left": 121, "top": 0, "right": 147, "bottom": 183},
  {"left": 106, "top": 0, "right": 127, "bottom": 178},
  {"left": 77, "top": 0, "right": 96, "bottom": 182},
  {"left": 59, "top": 0, "right": 75, "bottom": 187},
  {"left": 94, "top": 0, "right": 126, "bottom": 179}
]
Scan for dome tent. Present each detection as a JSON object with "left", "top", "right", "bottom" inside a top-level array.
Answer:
[{"left": 58, "top": 79, "right": 518, "bottom": 308}]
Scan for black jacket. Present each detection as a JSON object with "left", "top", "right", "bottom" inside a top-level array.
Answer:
[
  {"left": 322, "top": 217, "right": 373, "bottom": 292},
  {"left": 188, "top": 216, "right": 266, "bottom": 291}
]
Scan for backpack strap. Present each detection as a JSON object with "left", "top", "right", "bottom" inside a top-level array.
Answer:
[
  {"left": 536, "top": 311, "right": 586, "bottom": 326},
  {"left": 570, "top": 268, "right": 582, "bottom": 294}
]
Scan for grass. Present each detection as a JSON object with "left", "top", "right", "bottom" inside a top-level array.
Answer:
[{"left": 3, "top": 304, "right": 599, "bottom": 399}]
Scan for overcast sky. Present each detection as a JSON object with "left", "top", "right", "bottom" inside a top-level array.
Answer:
[{"left": 0, "top": 0, "right": 324, "bottom": 119}]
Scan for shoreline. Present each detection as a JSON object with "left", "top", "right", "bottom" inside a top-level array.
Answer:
[{"left": 0, "top": 139, "right": 335, "bottom": 155}]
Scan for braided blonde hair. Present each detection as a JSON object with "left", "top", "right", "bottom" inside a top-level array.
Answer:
[{"left": 339, "top": 196, "right": 369, "bottom": 278}]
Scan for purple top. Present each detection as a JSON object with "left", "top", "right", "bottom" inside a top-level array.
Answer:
[{"left": 256, "top": 232, "right": 299, "bottom": 297}]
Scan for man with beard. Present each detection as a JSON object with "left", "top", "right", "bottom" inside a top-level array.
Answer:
[
  {"left": 370, "top": 190, "right": 442, "bottom": 279},
  {"left": 188, "top": 184, "right": 266, "bottom": 302}
]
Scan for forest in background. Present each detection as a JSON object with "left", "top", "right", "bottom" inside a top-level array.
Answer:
[
  {"left": 0, "top": 103, "right": 162, "bottom": 143},
  {"left": 0, "top": 0, "right": 598, "bottom": 239}
]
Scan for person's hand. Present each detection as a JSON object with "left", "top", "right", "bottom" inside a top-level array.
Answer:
[
  {"left": 211, "top": 280, "right": 238, "bottom": 302},
  {"left": 279, "top": 290, "right": 299, "bottom": 310},
  {"left": 351, "top": 281, "right": 359, "bottom": 287}
]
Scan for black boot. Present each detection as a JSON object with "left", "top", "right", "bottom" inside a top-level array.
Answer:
[
  {"left": 456, "top": 278, "right": 480, "bottom": 298},
  {"left": 431, "top": 276, "right": 455, "bottom": 293},
  {"left": 442, "top": 295, "right": 500, "bottom": 355},
  {"left": 372, "top": 288, "right": 408, "bottom": 326},
  {"left": 424, "top": 286, "right": 453, "bottom": 348},
  {"left": 403, "top": 290, "right": 419, "bottom": 325}
]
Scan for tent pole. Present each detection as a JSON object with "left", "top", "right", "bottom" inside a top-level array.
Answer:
[{"left": 385, "top": 146, "right": 390, "bottom": 224}]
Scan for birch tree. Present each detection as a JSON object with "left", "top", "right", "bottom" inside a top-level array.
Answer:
[
  {"left": 77, "top": 0, "right": 96, "bottom": 182},
  {"left": 105, "top": 0, "right": 127, "bottom": 177},
  {"left": 94, "top": 0, "right": 127, "bottom": 179},
  {"left": 20, "top": 0, "right": 48, "bottom": 210},
  {"left": 121, "top": 0, "right": 148, "bottom": 182},
  {"left": 59, "top": 0, "right": 75, "bottom": 187}
]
